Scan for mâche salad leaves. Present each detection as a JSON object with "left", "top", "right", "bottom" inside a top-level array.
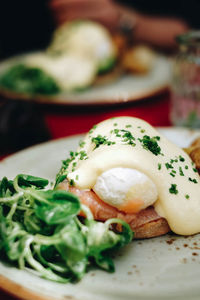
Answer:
[{"left": 0, "top": 174, "right": 133, "bottom": 282}]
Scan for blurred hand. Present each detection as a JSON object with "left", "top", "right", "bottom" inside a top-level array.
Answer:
[
  {"left": 49, "top": 0, "right": 120, "bottom": 31},
  {"left": 134, "top": 15, "right": 189, "bottom": 49},
  {"left": 49, "top": 0, "right": 189, "bottom": 50}
]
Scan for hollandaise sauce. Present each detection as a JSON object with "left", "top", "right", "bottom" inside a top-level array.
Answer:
[{"left": 65, "top": 117, "right": 200, "bottom": 235}]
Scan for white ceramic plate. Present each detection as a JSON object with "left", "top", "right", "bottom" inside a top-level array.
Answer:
[
  {"left": 0, "top": 127, "right": 200, "bottom": 300},
  {"left": 0, "top": 52, "right": 171, "bottom": 105}
]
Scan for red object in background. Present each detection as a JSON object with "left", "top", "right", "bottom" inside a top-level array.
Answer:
[
  {"left": 0, "top": 92, "right": 170, "bottom": 163},
  {"left": 45, "top": 91, "right": 170, "bottom": 140}
]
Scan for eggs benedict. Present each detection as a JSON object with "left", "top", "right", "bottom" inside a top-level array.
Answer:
[
  {"left": 48, "top": 20, "right": 117, "bottom": 74},
  {"left": 57, "top": 117, "right": 200, "bottom": 238}
]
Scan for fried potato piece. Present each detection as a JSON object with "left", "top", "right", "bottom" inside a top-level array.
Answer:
[
  {"left": 121, "top": 45, "right": 155, "bottom": 74},
  {"left": 184, "top": 137, "right": 200, "bottom": 174}
]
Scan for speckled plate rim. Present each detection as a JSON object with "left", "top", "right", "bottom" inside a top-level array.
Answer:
[{"left": 1, "top": 127, "right": 200, "bottom": 300}]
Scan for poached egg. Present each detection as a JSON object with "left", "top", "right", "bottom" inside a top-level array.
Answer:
[
  {"left": 66, "top": 117, "right": 200, "bottom": 235},
  {"left": 93, "top": 167, "right": 157, "bottom": 213}
]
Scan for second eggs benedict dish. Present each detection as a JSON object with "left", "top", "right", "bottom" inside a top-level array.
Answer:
[{"left": 57, "top": 117, "right": 200, "bottom": 238}]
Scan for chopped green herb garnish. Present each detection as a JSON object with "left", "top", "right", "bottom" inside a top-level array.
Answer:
[
  {"left": 125, "top": 124, "right": 132, "bottom": 128},
  {"left": 91, "top": 135, "right": 114, "bottom": 149},
  {"left": 0, "top": 64, "right": 60, "bottom": 95},
  {"left": 113, "top": 123, "right": 118, "bottom": 127},
  {"left": 55, "top": 150, "right": 87, "bottom": 186},
  {"left": 170, "top": 172, "right": 175, "bottom": 177},
  {"left": 185, "top": 194, "right": 190, "bottom": 199},
  {"left": 185, "top": 165, "right": 189, "bottom": 169},
  {"left": 92, "top": 135, "right": 107, "bottom": 148},
  {"left": 121, "top": 130, "right": 136, "bottom": 145},
  {"left": 193, "top": 168, "right": 198, "bottom": 173},
  {"left": 75, "top": 175, "right": 79, "bottom": 180},
  {"left": 179, "top": 156, "right": 185, "bottom": 162},
  {"left": 169, "top": 184, "right": 178, "bottom": 194},
  {"left": 165, "top": 163, "right": 173, "bottom": 170},
  {"left": 79, "top": 140, "right": 86, "bottom": 148},
  {"left": 138, "top": 135, "right": 162, "bottom": 156},
  {"left": 158, "top": 163, "right": 162, "bottom": 170},
  {"left": 79, "top": 151, "right": 88, "bottom": 160},
  {"left": 189, "top": 177, "right": 198, "bottom": 184},
  {"left": 114, "top": 129, "right": 119, "bottom": 135},
  {"left": 69, "top": 179, "right": 75, "bottom": 186},
  {"left": 179, "top": 167, "right": 184, "bottom": 176},
  {"left": 89, "top": 125, "right": 97, "bottom": 135},
  {"left": 140, "top": 129, "right": 145, "bottom": 133},
  {"left": 70, "top": 151, "right": 75, "bottom": 158}
]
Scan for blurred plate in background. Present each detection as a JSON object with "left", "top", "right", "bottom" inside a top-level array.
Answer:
[{"left": 0, "top": 52, "right": 171, "bottom": 106}]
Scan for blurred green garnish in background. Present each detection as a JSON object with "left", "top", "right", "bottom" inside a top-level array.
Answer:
[{"left": 0, "top": 64, "right": 60, "bottom": 95}]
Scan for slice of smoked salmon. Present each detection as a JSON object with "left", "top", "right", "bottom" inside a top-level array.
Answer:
[{"left": 58, "top": 180, "right": 170, "bottom": 238}]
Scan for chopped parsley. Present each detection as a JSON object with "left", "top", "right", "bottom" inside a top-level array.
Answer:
[
  {"left": 79, "top": 151, "right": 88, "bottom": 160},
  {"left": 113, "top": 129, "right": 121, "bottom": 137},
  {"left": 165, "top": 163, "right": 173, "bottom": 170},
  {"left": 170, "top": 172, "right": 175, "bottom": 177},
  {"left": 121, "top": 130, "right": 136, "bottom": 146},
  {"left": 113, "top": 123, "right": 118, "bottom": 127},
  {"left": 91, "top": 135, "right": 115, "bottom": 149},
  {"left": 179, "top": 155, "right": 185, "bottom": 162},
  {"left": 169, "top": 184, "right": 178, "bottom": 194},
  {"left": 138, "top": 135, "right": 162, "bottom": 156},
  {"left": 193, "top": 168, "right": 198, "bottom": 173},
  {"left": 111, "top": 129, "right": 136, "bottom": 146},
  {"left": 55, "top": 149, "right": 88, "bottom": 186},
  {"left": 188, "top": 177, "right": 198, "bottom": 184},
  {"left": 89, "top": 124, "right": 98, "bottom": 135},
  {"left": 158, "top": 163, "right": 162, "bottom": 170},
  {"left": 185, "top": 194, "right": 190, "bottom": 199},
  {"left": 79, "top": 140, "right": 85, "bottom": 148},
  {"left": 125, "top": 124, "right": 132, "bottom": 128},
  {"left": 179, "top": 167, "right": 184, "bottom": 176},
  {"left": 69, "top": 179, "right": 75, "bottom": 186},
  {"left": 185, "top": 165, "right": 189, "bottom": 169}
]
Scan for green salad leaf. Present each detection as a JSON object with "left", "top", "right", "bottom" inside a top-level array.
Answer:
[
  {"left": 0, "top": 64, "right": 60, "bottom": 95},
  {"left": 0, "top": 174, "right": 133, "bottom": 282}
]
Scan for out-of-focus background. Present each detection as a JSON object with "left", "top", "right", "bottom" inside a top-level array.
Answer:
[
  {"left": 0, "top": 0, "right": 199, "bottom": 58},
  {"left": 0, "top": 0, "right": 199, "bottom": 155},
  {"left": 0, "top": 1, "right": 200, "bottom": 299}
]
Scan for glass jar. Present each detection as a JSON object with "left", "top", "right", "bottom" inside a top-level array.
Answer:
[{"left": 170, "top": 31, "right": 200, "bottom": 128}]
